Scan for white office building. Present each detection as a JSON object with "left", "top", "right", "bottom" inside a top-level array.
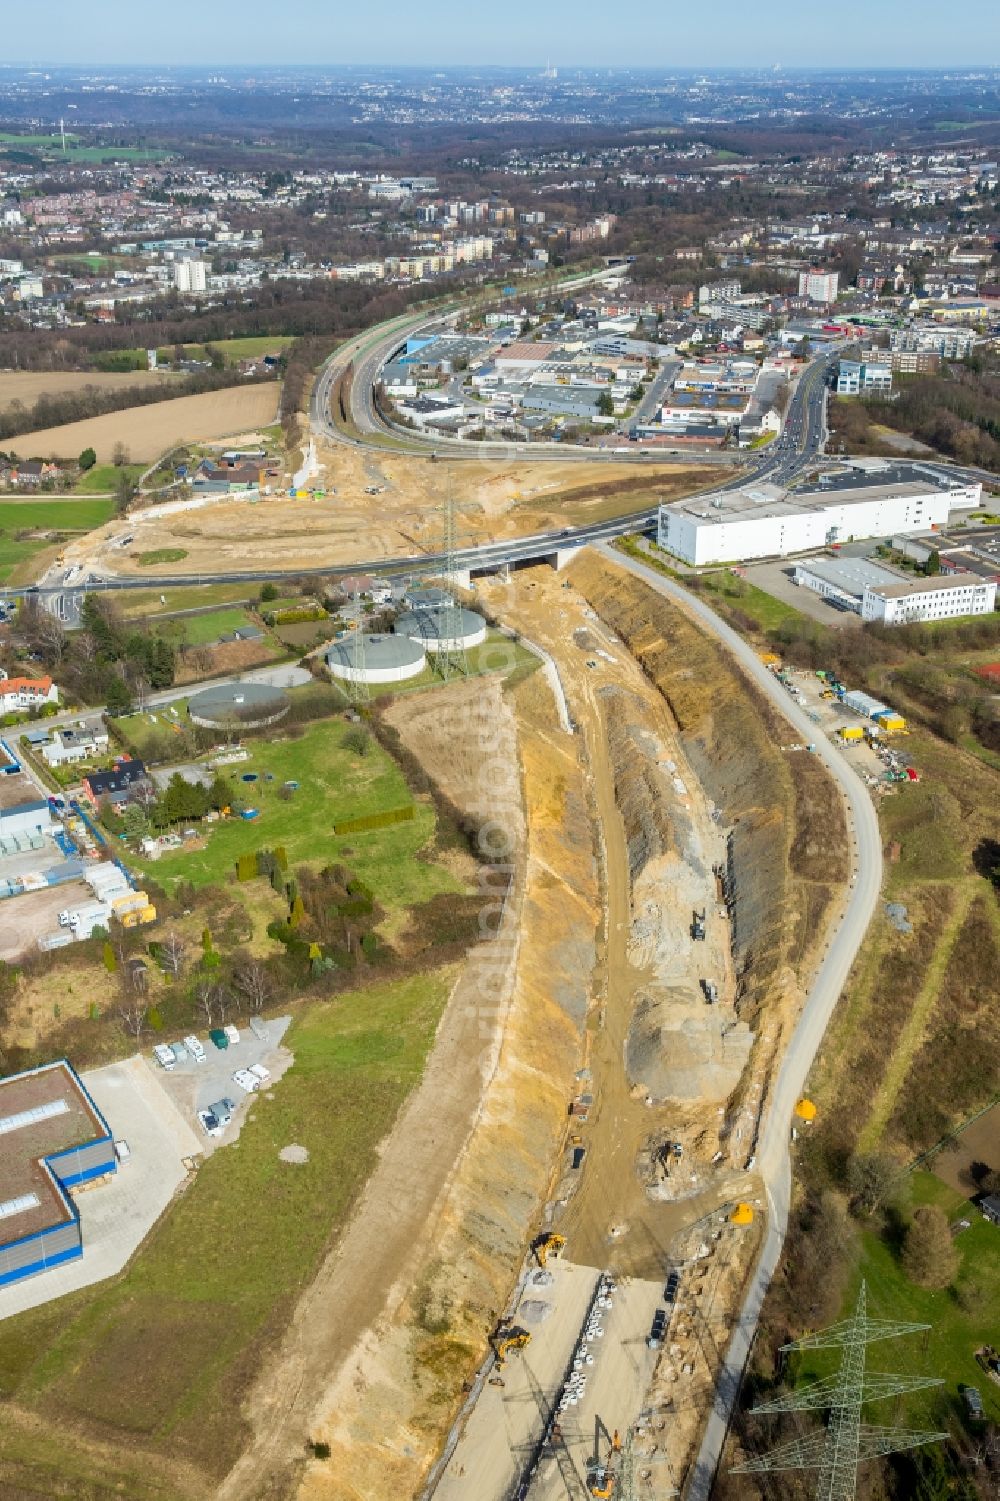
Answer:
[
  {"left": 861, "top": 572, "right": 997, "bottom": 625},
  {"left": 657, "top": 463, "right": 982, "bottom": 567},
  {"left": 836, "top": 360, "right": 893, "bottom": 396}
]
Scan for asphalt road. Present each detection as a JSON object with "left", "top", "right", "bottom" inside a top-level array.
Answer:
[{"left": 600, "top": 542, "right": 883, "bottom": 1501}]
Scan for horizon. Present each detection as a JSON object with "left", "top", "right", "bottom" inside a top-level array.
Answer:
[{"left": 2, "top": 0, "right": 997, "bottom": 71}]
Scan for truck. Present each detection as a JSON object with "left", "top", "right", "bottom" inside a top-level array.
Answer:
[
  {"left": 701, "top": 979, "right": 718, "bottom": 1004},
  {"left": 69, "top": 901, "right": 113, "bottom": 939},
  {"left": 691, "top": 908, "right": 706, "bottom": 941}
]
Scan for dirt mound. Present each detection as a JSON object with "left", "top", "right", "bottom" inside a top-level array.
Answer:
[
  {"left": 626, "top": 984, "right": 753, "bottom": 1103},
  {"left": 602, "top": 686, "right": 676, "bottom": 884}
]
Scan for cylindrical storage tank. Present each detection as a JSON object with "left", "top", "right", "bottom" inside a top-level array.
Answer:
[
  {"left": 402, "top": 584, "right": 452, "bottom": 611},
  {"left": 189, "top": 682, "right": 291, "bottom": 730},
  {"left": 326, "top": 632, "right": 426, "bottom": 685},
  {"left": 396, "top": 607, "right": 487, "bottom": 653}
]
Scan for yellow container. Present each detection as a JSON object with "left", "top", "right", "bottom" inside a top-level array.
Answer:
[
  {"left": 878, "top": 714, "right": 906, "bottom": 733},
  {"left": 839, "top": 726, "right": 863, "bottom": 742}
]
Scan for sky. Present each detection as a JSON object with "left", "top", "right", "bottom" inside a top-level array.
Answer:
[{"left": 1, "top": 0, "right": 996, "bottom": 70}]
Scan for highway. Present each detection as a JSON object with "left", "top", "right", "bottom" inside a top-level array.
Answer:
[
  {"left": 602, "top": 541, "right": 883, "bottom": 1501},
  {"left": 5, "top": 344, "right": 837, "bottom": 609}
]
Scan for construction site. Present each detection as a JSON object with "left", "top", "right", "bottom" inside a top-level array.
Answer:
[{"left": 223, "top": 544, "right": 853, "bottom": 1501}]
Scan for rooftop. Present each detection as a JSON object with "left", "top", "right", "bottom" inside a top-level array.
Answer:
[
  {"left": 0, "top": 1062, "right": 110, "bottom": 1245},
  {"left": 866, "top": 570, "right": 992, "bottom": 600},
  {"left": 797, "top": 556, "right": 903, "bottom": 594}
]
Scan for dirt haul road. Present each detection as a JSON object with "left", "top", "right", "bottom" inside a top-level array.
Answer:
[
  {"left": 480, "top": 569, "right": 755, "bottom": 1280},
  {"left": 602, "top": 542, "right": 881, "bottom": 1500}
]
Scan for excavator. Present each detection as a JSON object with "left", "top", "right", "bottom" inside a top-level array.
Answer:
[
  {"left": 489, "top": 1322, "right": 532, "bottom": 1370},
  {"left": 588, "top": 1430, "right": 623, "bottom": 1498},
  {"left": 533, "top": 1232, "right": 566, "bottom": 1267}
]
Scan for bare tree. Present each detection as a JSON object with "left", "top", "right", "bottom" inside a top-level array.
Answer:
[
  {"left": 194, "top": 980, "right": 216, "bottom": 1028},
  {"left": 118, "top": 1000, "right": 147, "bottom": 1039},
  {"left": 232, "top": 958, "right": 271, "bottom": 1015},
  {"left": 160, "top": 930, "right": 186, "bottom": 981}
]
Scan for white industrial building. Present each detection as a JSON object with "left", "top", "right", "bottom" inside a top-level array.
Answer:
[
  {"left": 836, "top": 360, "right": 893, "bottom": 396},
  {"left": 657, "top": 463, "right": 982, "bottom": 567},
  {"left": 861, "top": 572, "right": 997, "bottom": 625},
  {"left": 793, "top": 556, "right": 903, "bottom": 612}
]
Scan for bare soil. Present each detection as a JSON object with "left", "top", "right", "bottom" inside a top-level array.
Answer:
[
  {"left": 12, "top": 385, "right": 279, "bottom": 462},
  {"left": 0, "top": 369, "right": 177, "bottom": 410}
]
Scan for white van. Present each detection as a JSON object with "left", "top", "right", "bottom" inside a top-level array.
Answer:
[
  {"left": 153, "top": 1044, "right": 175, "bottom": 1071},
  {"left": 184, "top": 1035, "right": 207, "bottom": 1064}
]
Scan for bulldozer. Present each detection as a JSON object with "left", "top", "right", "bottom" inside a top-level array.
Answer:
[
  {"left": 490, "top": 1322, "right": 532, "bottom": 1370},
  {"left": 533, "top": 1232, "right": 566, "bottom": 1267},
  {"left": 588, "top": 1431, "right": 623, "bottom": 1498}
]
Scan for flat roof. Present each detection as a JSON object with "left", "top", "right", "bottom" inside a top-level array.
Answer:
[
  {"left": 666, "top": 477, "right": 947, "bottom": 529},
  {"left": 0, "top": 1062, "right": 109, "bottom": 1244},
  {"left": 867, "top": 570, "right": 993, "bottom": 600},
  {"left": 797, "top": 556, "right": 902, "bottom": 594}
]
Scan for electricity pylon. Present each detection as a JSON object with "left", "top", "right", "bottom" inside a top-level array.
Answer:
[
  {"left": 347, "top": 614, "right": 369, "bottom": 704},
  {"left": 732, "top": 1283, "right": 946, "bottom": 1501},
  {"left": 432, "top": 493, "right": 472, "bottom": 682}
]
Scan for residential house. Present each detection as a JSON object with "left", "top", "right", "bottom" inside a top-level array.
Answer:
[
  {"left": 81, "top": 758, "right": 150, "bottom": 810},
  {"left": 0, "top": 672, "right": 59, "bottom": 715}
]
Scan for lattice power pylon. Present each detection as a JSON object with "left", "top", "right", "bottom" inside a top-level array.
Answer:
[
  {"left": 431, "top": 493, "right": 472, "bottom": 682},
  {"left": 347, "top": 615, "right": 369, "bottom": 704},
  {"left": 731, "top": 1282, "right": 947, "bottom": 1501}
]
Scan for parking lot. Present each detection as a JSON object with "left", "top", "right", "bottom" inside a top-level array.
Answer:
[
  {"left": 0, "top": 1053, "right": 202, "bottom": 1320},
  {"left": 436, "top": 1259, "right": 664, "bottom": 1501},
  {"left": 152, "top": 1015, "right": 292, "bottom": 1150},
  {"left": 0, "top": 879, "right": 91, "bottom": 959}
]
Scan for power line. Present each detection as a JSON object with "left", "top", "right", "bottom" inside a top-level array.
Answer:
[{"left": 731, "top": 1282, "right": 947, "bottom": 1501}]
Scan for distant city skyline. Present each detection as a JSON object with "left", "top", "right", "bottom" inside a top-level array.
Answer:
[{"left": 2, "top": 0, "right": 996, "bottom": 70}]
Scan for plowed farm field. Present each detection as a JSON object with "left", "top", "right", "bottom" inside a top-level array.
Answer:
[{"left": 11, "top": 384, "right": 280, "bottom": 461}]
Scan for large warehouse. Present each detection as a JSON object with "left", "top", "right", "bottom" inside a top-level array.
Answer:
[
  {"left": 657, "top": 462, "right": 981, "bottom": 566},
  {"left": 0, "top": 1060, "right": 116, "bottom": 1288}
]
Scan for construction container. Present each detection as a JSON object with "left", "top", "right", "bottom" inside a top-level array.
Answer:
[
  {"left": 120, "top": 905, "right": 156, "bottom": 928},
  {"left": 839, "top": 726, "right": 864, "bottom": 742},
  {"left": 842, "top": 689, "right": 890, "bottom": 720},
  {"left": 875, "top": 712, "right": 906, "bottom": 734},
  {"left": 111, "top": 889, "right": 149, "bottom": 916}
]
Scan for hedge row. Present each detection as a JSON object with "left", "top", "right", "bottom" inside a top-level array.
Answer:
[{"left": 333, "top": 805, "right": 414, "bottom": 835}]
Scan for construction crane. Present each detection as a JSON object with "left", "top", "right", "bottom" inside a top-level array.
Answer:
[{"left": 533, "top": 1232, "right": 566, "bottom": 1267}]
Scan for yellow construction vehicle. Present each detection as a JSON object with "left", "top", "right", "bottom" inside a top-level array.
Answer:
[
  {"left": 589, "top": 1431, "right": 623, "bottom": 1498},
  {"left": 490, "top": 1323, "right": 531, "bottom": 1369},
  {"left": 533, "top": 1232, "right": 566, "bottom": 1267}
]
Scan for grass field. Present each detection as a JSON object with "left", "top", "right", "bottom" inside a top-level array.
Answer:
[
  {"left": 117, "top": 583, "right": 257, "bottom": 618},
  {"left": 0, "top": 496, "right": 116, "bottom": 583},
  {"left": 0, "top": 970, "right": 454, "bottom": 1485},
  {"left": 154, "top": 606, "right": 256, "bottom": 646},
  {"left": 157, "top": 336, "right": 295, "bottom": 367},
  {"left": 137, "top": 547, "right": 188, "bottom": 566},
  {"left": 793, "top": 1172, "right": 1000, "bottom": 1428},
  {"left": 126, "top": 715, "right": 463, "bottom": 908},
  {"left": 11, "top": 385, "right": 280, "bottom": 463},
  {"left": 692, "top": 567, "right": 804, "bottom": 630}
]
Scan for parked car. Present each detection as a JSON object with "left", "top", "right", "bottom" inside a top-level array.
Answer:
[
  {"left": 184, "top": 1035, "right": 206, "bottom": 1064},
  {"left": 170, "top": 1041, "right": 189, "bottom": 1065},
  {"left": 248, "top": 1063, "right": 270, "bottom": 1086},
  {"left": 209, "top": 1028, "right": 229, "bottom": 1051},
  {"left": 197, "top": 1108, "right": 224, "bottom": 1137},
  {"left": 114, "top": 1139, "right": 131, "bottom": 1163},
  {"left": 232, "top": 1068, "right": 259, "bottom": 1094},
  {"left": 224, "top": 1023, "right": 240, "bottom": 1046},
  {"left": 153, "top": 1044, "right": 175, "bottom": 1071}
]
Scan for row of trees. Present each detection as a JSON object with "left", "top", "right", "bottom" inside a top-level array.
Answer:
[{"left": 18, "top": 593, "right": 176, "bottom": 713}]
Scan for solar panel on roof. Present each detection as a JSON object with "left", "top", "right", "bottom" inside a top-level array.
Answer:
[{"left": 0, "top": 1098, "right": 70, "bottom": 1135}]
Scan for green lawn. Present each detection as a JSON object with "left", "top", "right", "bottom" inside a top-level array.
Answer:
[
  {"left": 117, "top": 583, "right": 257, "bottom": 618},
  {"left": 0, "top": 497, "right": 116, "bottom": 583},
  {"left": 156, "top": 335, "right": 294, "bottom": 367},
  {"left": 0, "top": 970, "right": 453, "bottom": 1484},
  {"left": 694, "top": 568, "right": 803, "bottom": 631},
  {"left": 126, "top": 715, "right": 463, "bottom": 909},
  {"left": 137, "top": 547, "right": 188, "bottom": 566},
  {"left": 324, "top": 630, "right": 541, "bottom": 703},
  {"left": 792, "top": 1173, "right": 1000, "bottom": 1429},
  {"left": 153, "top": 606, "right": 257, "bottom": 647},
  {"left": 72, "top": 463, "right": 145, "bottom": 494}
]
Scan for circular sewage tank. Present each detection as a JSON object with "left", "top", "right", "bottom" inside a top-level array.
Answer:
[
  {"left": 402, "top": 584, "right": 452, "bottom": 611},
  {"left": 188, "top": 682, "right": 290, "bottom": 730},
  {"left": 396, "top": 607, "right": 487, "bottom": 653},
  {"left": 326, "top": 632, "right": 426, "bottom": 685}
]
